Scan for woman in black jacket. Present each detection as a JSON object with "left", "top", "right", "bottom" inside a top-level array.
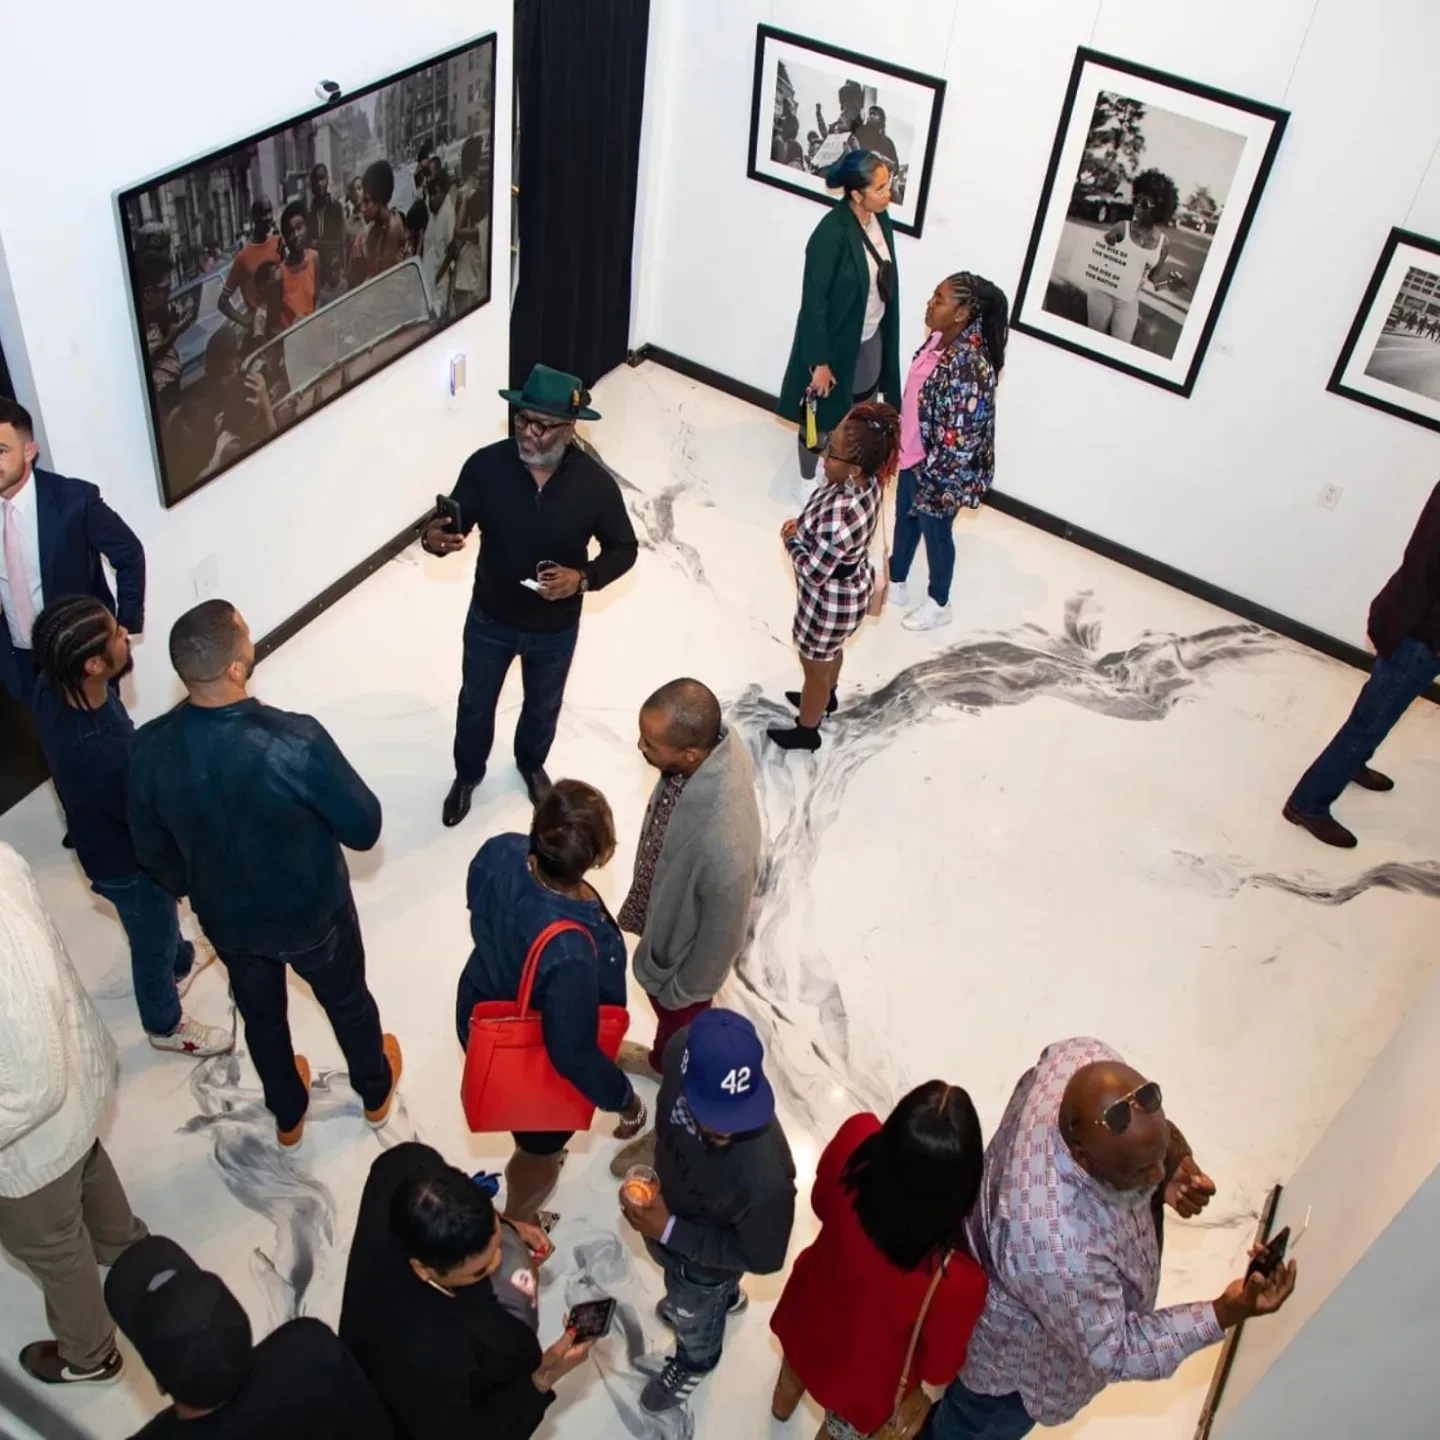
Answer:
[{"left": 340, "top": 1143, "right": 594, "bottom": 1440}]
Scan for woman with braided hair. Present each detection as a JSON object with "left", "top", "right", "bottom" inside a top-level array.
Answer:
[
  {"left": 890, "top": 272, "right": 1008, "bottom": 632},
  {"left": 770, "top": 402, "right": 900, "bottom": 752}
]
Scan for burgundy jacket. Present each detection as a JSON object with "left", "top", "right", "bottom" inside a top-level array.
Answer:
[{"left": 1369, "top": 481, "right": 1440, "bottom": 658}]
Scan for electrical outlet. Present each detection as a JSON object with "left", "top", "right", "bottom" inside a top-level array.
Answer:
[
  {"left": 1318, "top": 484, "right": 1343, "bottom": 511},
  {"left": 192, "top": 555, "right": 219, "bottom": 600}
]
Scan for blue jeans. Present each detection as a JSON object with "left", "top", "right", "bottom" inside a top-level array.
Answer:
[
  {"left": 453, "top": 607, "right": 579, "bottom": 783},
  {"left": 646, "top": 1239, "right": 738, "bottom": 1374},
  {"left": 91, "top": 872, "right": 193, "bottom": 1037},
  {"left": 890, "top": 467, "right": 958, "bottom": 606},
  {"left": 1289, "top": 637, "right": 1440, "bottom": 816},
  {"left": 922, "top": 1381, "right": 1035, "bottom": 1440}
]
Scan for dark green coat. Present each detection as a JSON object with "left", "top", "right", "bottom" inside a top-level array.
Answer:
[{"left": 777, "top": 203, "right": 902, "bottom": 434}]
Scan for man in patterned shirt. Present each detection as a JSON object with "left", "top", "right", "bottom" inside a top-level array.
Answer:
[{"left": 923, "top": 1037, "right": 1297, "bottom": 1438}]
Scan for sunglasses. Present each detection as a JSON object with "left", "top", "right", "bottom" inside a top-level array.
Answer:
[
  {"left": 514, "top": 412, "right": 573, "bottom": 436},
  {"left": 1094, "top": 1081, "right": 1163, "bottom": 1135}
]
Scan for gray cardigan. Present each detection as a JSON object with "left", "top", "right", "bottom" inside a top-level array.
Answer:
[{"left": 630, "top": 727, "right": 762, "bottom": 1009}]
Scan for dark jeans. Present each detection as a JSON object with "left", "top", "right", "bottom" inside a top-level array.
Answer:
[
  {"left": 1289, "top": 636, "right": 1440, "bottom": 816},
  {"left": 220, "top": 899, "right": 389, "bottom": 1132},
  {"left": 91, "top": 872, "right": 193, "bottom": 1037},
  {"left": 890, "top": 466, "right": 958, "bottom": 606},
  {"left": 646, "top": 1239, "right": 738, "bottom": 1374},
  {"left": 453, "top": 606, "right": 579, "bottom": 784},
  {"left": 922, "top": 1381, "right": 1035, "bottom": 1440}
]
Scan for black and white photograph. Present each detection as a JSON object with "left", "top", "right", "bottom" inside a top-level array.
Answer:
[
  {"left": 1012, "top": 49, "right": 1287, "bottom": 396},
  {"left": 747, "top": 25, "right": 946, "bottom": 238},
  {"left": 1328, "top": 228, "right": 1440, "bottom": 434},
  {"left": 119, "top": 33, "right": 496, "bottom": 506}
]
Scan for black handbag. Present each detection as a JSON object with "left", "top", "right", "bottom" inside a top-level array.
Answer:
[{"left": 858, "top": 221, "right": 895, "bottom": 308}]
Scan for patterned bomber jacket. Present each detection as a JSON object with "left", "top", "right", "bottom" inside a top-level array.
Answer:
[{"left": 913, "top": 319, "right": 997, "bottom": 519}]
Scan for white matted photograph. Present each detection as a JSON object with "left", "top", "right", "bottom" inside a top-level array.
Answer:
[
  {"left": 747, "top": 25, "right": 946, "bottom": 238},
  {"left": 1328, "top": 228, "right": 1440, "bottom": 434},
  {"left": 1012, "top": 49, "right": 1287, "bottom": 396}
]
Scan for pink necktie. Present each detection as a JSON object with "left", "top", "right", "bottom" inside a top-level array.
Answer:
[{"left": 3, "top": 500, "right": 36, "bottom": 647}]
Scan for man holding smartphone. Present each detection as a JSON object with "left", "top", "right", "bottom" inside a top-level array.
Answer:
[{"left": 424, "top": 364, "right": 638, "bottom": 826}]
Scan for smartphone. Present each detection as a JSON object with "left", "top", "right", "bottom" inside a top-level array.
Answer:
[
  {"left": 435, "top": 494, "right": 463, "bottom": 533},
  {"left": 566, "top": 1296, "right": 617, "bottom": 1342},
  {"left": 1246, "top": 1226, "right": 1290, "bottom": 1279}
]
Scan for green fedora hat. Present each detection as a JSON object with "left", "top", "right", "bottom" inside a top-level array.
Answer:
[{"left": 498, "top": 363, "right": 601, "bottom": 421}]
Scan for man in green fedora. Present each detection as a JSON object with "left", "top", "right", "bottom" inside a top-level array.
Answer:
[{"left": 423, "top": 363, "right": 638, "bottom": 825}]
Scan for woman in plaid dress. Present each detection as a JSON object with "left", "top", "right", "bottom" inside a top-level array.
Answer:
[{"left": 769, "top": 402, "right": 901, "bottom": 752}]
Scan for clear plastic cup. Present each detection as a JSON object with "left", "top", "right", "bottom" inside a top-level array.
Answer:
[{"left": 622, "top": 1164, "right": 659, "bottom": 1207}]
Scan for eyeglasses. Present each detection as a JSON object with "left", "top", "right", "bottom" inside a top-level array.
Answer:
[
  {"left": 1094, "top": 1081, "right": 1163, "bottom": 1135},
  {"left": 514, "top": 412, "right": 573, "bottom": 436}
]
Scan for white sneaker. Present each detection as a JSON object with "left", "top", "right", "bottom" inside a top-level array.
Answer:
[
  {"left": 148, "top": 1016, "right": 235, "bottom": 1058},
  {"left": 888, "top": 580, "right": 909, "bottom": 609},
  {"left": 902, "top": 598, "right": 954, "bottom": 632},
  {"left": 175, "top": 945, "right": 217, "bottom": 1000}
]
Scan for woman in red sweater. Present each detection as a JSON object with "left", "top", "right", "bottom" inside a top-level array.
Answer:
[{"left": 769, "top": 1082, "right": 988, "bottom": 1438}]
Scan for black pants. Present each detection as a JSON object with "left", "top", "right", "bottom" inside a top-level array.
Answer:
[{"left": 220, "top": 898, "right": 390, "bottom": 1131}]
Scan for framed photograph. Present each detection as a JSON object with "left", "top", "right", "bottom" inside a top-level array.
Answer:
[
  {"left": 747, "top": 25, "right": 946, "bottom": 238},
  {"left": 1011, "top": 48, "right": 1287, "bottom": 395},
  {"left": 119, "top": 33, "right": 496, "bottom": 507},
  {"left": 1327, "top": 228, "right": 1440, "bottom": 434}
]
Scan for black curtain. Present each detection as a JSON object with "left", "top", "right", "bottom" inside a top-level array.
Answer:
[
  {"left": 510, "top": 0, "right": 650, "bottom": 389},
  {"left": 0, "top": 336, "right": 13, "bottom": 401}
]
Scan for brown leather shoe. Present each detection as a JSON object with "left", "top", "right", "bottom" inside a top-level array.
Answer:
[
  {"left": 277, "top": 1055, "right": 311, "bottom": 1148},
  {"left": 1282, "top": 801, "right": 1358, "bottom": 849},
  {"left": 1353, "top": 765, "right": 1394, "bottom": 792},
  {"left": 365, "top": 1034, "right": 403, "bottom": 1128}
]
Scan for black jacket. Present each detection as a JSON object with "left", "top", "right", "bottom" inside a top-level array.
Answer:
[
  {"left": 1370, "top": 480, "right": 1440, "bottom": 658},
  {"left": 129, "top": 698, "right": 380, "bottom": 953},
  {"left": 339, "top": 1144, "right": 552, "bottom": 1440},
  {"left": 654, "top": 1029, "right": 797, "bottom": 1281}
]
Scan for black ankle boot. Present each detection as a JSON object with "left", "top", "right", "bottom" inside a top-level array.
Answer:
[
  {"left": 785, "top": 689, "right": 838, "bottom": 716},
  {"left": 767, "top": 722, "right": 822, "bottom": 752}
]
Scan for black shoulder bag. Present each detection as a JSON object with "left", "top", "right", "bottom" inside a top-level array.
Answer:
[{"left": 858, "top": 221, "right": 895, "bottom": 308}]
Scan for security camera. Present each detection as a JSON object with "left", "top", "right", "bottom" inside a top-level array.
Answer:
[{"left": 314, "top": 79, "right": 342, "bottom": 103}]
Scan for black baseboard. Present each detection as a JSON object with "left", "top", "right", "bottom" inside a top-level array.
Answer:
[{"left": 632, "top": 342, "right": 1438, "bottom": 703}]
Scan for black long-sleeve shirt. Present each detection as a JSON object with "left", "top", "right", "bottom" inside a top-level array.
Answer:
[
  {"left": 1369, "top": 480, "right": 1440, "bottom": 658},
  {"left": 448, "top": 438, "right": 638, "bottom": 633}
]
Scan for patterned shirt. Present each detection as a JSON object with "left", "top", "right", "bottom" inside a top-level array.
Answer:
[
  {"left": 617, "top": 771, "right": 688, "bottom": 934},
  {"left": 911, "top": 318, "right": 997, "bottom": 518},
  {"left": 785, "top": 475, "right": 882, "bottom": 589},
  {"left": 960, "top": 1038, "right": 1224, "bottom": 1425}
]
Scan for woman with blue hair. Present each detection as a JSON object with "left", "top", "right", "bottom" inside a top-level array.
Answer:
[{"left": 778, "top": 150, "right": 901, "bottom": 495}]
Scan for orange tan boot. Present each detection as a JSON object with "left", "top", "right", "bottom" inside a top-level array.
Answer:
[{"left": 365, "top": 1034, "right": 403, "bottom": 1128}]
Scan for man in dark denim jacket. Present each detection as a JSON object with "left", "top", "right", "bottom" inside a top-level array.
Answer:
[{"left": 129, "top": 600, "right": 401, "bottom": 1148}]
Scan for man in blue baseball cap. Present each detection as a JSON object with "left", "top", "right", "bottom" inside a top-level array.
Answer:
[{"left": 619, "top": 1008, "right": 796, "bottom": 1416}]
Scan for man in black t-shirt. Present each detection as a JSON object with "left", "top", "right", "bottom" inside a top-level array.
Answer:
[{"left": 107, "top": 1235, "right": 392, "bottom": 1439}]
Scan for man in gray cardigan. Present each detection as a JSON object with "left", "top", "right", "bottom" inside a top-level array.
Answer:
[{"left": 612, "top": 680, "right": 762, "bottom": 1174}]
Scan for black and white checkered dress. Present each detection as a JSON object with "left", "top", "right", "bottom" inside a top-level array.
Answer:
[{"left": 785, "top": 475, "right": 882, "bottom": 661}]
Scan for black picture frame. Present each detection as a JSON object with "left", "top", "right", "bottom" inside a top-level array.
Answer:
[
  {"left": 746, "top": 25, "right": 946, "bottom": 239},
  {"left": 1327, "top": 227, "right": 1440, "bottom": 435},
  {"left": 117, "top": 32, "right": 497, "bottom": 508},
  {"left": 1011, "top": 48, "right": 1288, "bottom": 397}
]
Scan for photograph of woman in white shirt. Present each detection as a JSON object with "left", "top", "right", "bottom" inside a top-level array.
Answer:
[{"left": 1083, "top": 169, "right": 1182, "bottom": 343}]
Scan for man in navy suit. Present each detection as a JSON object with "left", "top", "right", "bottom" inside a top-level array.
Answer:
[{"left": 0, "top": 397, "right": 145, "bottom": 704}]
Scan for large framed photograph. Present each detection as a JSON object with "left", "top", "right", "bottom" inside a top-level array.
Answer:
[
  {"left": 1011, "top": 49, "right": 1287, "bottom": 395},
  {"left": 119, "top": 33, "right": 496, "bottom": 507},
  {"left": 1327, "top": 228, "right": 1440, "bottom": 434},
  {"left": 747, "top": 25, "right": 946, "bottom": 238}
]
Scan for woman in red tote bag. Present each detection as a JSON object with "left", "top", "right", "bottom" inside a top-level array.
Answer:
[{"left": 455, "top": 781, "right": 645, "bottom": 1221}]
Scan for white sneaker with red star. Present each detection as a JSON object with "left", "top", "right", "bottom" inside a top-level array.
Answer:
[{"left": 148, "top": 1016, "right": 234, "bottom": 1057}]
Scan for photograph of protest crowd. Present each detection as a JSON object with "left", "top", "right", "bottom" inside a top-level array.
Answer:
[{"left": 119, "top": 34, "right": 496, "bottom": 504}]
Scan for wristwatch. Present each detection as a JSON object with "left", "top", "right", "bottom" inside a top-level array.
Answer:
[{"left": 577, "top": 569, "right": 590, "bottom": 594}]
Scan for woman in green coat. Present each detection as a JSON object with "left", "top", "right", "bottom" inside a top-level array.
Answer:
[{"left": 777, "top": 150, "right": 903, "bottom": 489}]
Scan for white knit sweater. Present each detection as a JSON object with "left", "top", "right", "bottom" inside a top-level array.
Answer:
[{"left": 0, "top": 844, "right": 117, "bottom": 1199}]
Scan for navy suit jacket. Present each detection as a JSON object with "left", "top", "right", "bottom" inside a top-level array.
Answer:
[{"left": 0, "top": 468, "right": 145, "bottom": 701}]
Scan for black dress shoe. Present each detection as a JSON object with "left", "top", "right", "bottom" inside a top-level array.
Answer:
[
  {"left": 785, "top": 689, "right": 838, "bottom": 716},
  {"left": 442, "top": 779, "right": 477, "bottom": 827},
  {"left": 522, "top": 766, "right": 553, "bottom": 807},
  {"left": 1352, "top": 765, "right": 1394, "bottom": 792},
  {"left": 766, "top": 722, "right": 822, "bottom": 752},
  {"left": 1282, "top": 800, "right": 1358, "bottom": 849}
]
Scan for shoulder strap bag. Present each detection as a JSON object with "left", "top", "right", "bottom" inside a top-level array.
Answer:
[
  {"left": 873, "top": 1253, "right": 950, "bottom": 1440},
  {"left": 858, "top": 220, "right": 895, "bottom": 308}
]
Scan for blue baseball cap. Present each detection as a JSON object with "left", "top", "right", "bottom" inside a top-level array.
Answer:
[{"left": 680, "top": 1010, "right": 775, "bottom": 1133}]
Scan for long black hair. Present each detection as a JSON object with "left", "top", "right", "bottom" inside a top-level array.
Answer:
[
  {"left": 31, "top": 595, "right": 113, "bottom": 710},
  {"left": 948, "top": 272, "right": 1010, "bottom": 372},
  {"left": 842, "top": 1080, "right": 984, "bottom": 1270}
]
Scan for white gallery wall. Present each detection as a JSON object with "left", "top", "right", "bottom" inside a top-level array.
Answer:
[
  {"left": 0, "top": 0, "right": 512, "bottom": 722},
  {"left": 632, "top": 0, "right": 1440, "bottom": 650}
]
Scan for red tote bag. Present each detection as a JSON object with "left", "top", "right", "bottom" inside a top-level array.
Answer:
[{"left": 461, "top": 919, "right": 630, "bottom": 1134}]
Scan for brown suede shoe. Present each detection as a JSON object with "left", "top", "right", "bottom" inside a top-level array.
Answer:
[
  {"left": 365, "top": 1034, "right": 404, "bottom": 1128},
  {"left": 19, "top": 1341, "right": 122, "bottom": 1386},
  {"left": 1283, "top": 801, "right": 1358, "bottom": 849},
  {"left": 277, "top": 1055, "right": 311, "bottom": 1149},
  {"left": 609, "top": 1127, "right": 658, "bottom": 1178},
  {"left": 1353, "top": 765, "right": 1394, "bottom": 792},
  {"left": 616, "top": 1040, "right": 661, "bottom": 1081}
]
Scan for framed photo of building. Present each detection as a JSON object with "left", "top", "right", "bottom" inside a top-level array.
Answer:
[
  {"left": 1011, "top": 49, "right": 1287, "bottom": 396},
  {"left": 118, "top": 33, "right": 496, "bottom": 507},
  {"left": 747, "top": 26, "right": 946, "bottom": 238},
  {"left": 1328, "top": 228, "right": 1440, "bottom": 434}
]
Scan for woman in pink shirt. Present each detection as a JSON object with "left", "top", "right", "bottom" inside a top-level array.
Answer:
[{"left": 890, "top": 274, "right": 1008, "bottom": 632}]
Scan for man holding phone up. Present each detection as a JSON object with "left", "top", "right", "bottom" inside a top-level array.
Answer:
[{"left": 424, "top": 364, "right": 638, "bottom": 827}]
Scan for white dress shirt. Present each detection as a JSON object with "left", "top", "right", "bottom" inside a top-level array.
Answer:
[
  {"left": 859, "top": 214, "right": 890, "bottom": 343},
  {"left": 0, "top": 474, "right": 43, "bottom": 650}
]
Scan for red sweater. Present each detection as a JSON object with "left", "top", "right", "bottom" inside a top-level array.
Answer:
[{"left": 769, "top": 1113, "right": 989, "bottom": 1433}]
